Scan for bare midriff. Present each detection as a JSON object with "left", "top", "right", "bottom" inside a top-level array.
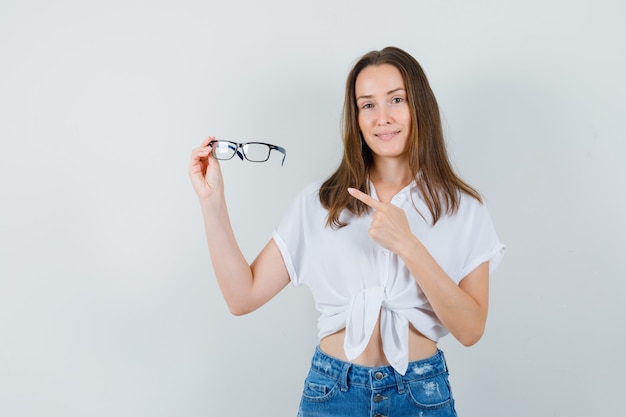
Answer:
[{"left": 319, "top": 315, "right": 438, "bottom": 367}]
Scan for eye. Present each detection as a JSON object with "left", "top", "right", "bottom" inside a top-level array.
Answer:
[
  {"left": 391, "top": 97, "right": 405, "bottom": 104},
  {"left": 360, "top": 103, "right": 374, "bottom": 110}
]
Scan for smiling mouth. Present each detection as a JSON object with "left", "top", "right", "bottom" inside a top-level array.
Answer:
[{"left": 375, "top": 131, "right": 400, "bottom": 141}]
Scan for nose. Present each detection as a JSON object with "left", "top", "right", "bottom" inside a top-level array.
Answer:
[{"left": 376, "top": 105, "right": 391, "bottom": 125}]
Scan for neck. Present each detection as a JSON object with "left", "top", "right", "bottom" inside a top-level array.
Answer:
[
  {"left": 370, "top": 156, "right": 412, "bottom": 185},
  {"left": 369, "top": 157, "right": 413, "bottom": 202}
]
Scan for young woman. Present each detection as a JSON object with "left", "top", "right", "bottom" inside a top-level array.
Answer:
[{"left": 189, "top": 46, "right": 505, "bottom": 416}]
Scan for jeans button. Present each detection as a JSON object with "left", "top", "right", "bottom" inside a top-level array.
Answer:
[
  {"left": 374, "top": 394, "right": 386, "bottom": 402},
  {"left": 374, "top": 371, "right": 384, "bottom": 380}
]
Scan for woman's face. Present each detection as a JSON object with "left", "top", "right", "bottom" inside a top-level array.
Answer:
[{"left": 355, "top": 64, "right": 412, "bottom": 162}]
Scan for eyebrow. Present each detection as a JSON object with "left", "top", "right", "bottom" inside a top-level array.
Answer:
[{"left": 356, "top": 87, "right": 406, "bottom": 101}]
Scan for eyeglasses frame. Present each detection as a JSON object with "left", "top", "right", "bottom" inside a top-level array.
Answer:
[{"left": 208, "top": 140, "right": 286, "bottom": 166}]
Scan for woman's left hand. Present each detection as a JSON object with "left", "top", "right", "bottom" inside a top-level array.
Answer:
[{"left": 347, "top": 187, "right": 416, "bottom": 254}]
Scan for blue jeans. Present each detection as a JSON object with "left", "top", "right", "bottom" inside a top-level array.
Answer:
[{"left": 297, "top": 346, "right": 457, "bottom": 417}]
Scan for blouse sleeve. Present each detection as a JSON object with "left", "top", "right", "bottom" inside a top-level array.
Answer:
[
  {"left": 272, "top": 183, "right": 320, "bottom": 287},
  {"left": 459, "top": 199, "right": 506, "bottom": 280}
]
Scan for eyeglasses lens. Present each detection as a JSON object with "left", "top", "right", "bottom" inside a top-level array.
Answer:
[
  {"left": 213, "top": 142, "right": 236, "bottom": 160},
  {"left": 242, "top": 143, "right": 270, "bottom": 162}
]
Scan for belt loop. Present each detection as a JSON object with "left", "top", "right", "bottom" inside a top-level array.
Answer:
[
  {"left": 340, "top": 362, "right": 351, "bottom": 392},
  {"left": 394, "top": 369, "right": 405, "bottom": 394},
  {"left": 440, "top": 350, "right": 449, "bottom": 373}
]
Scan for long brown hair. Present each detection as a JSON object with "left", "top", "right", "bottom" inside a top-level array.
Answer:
[{"left": 319, "top": 46, "right": 481, "bottom": 228}]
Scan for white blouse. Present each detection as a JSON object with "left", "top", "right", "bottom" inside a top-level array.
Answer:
[{"left": 273, "top": 180, "right": 505, "bottom": 375}]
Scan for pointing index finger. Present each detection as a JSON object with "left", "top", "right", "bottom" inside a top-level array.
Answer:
[{"left": 347, "top": 187, "right": 384, "bottom": 210}]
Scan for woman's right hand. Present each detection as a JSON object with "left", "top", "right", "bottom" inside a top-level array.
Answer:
[{"left": 189, "top": 136, "right": 224, "bottom": 202}]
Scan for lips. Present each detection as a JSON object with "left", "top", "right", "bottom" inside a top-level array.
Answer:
[{"left": 375, "top": 131, "right": 400, "bottom": 141}]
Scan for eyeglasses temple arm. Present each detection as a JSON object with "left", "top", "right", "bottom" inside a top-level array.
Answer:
[{"left": 271, "top": 145, "right": 287, "bottom": 166}]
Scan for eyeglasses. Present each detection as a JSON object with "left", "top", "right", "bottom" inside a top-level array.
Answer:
[{"left": 208, "top": 140, "right": 286, "bottom": 166}]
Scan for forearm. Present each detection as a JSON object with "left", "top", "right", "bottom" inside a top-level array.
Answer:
[
  {"left": 398, "top": 237, "right": 488, "bottom": 346},
  {"left": 199, "top": 197, "right": 255, "bottom": 314}
]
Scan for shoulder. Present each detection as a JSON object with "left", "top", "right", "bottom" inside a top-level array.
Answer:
[
  {"left": 282, "top": 179, "right": 326, "bottom": 218},
  {"left": 291, "top": 179, "right": 324, "bottom": 205},
  {"left": 458, "top": 190, "right": 485, "bottom": 211},
  {"left": 275, "top": 180, "right": 328, "bottom": 242},
  {"left": 303, "top": 179, "right": 324, "bottom": 196},
  {"left": 445, "top": 191, "right": 500, "bottom": 242},
  {"left": 447, "top": 190, "right": 491, "bottom": 225}
]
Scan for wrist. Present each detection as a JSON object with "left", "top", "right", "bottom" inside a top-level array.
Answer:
[
  {"left": 395, "top": 234, "right": 424, "bottom": 262},
  {"left": 198, "top": 190, "right": 227, "bottom": 213}
]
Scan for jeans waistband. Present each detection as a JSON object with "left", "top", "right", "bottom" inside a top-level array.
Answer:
[{"left": 309, "top": 346, "right": 448, "bottom": 393}]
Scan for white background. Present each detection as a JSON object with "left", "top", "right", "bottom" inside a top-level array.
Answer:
[{"left": 1, "top": 1, "right": 625, "bottom": 416}]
